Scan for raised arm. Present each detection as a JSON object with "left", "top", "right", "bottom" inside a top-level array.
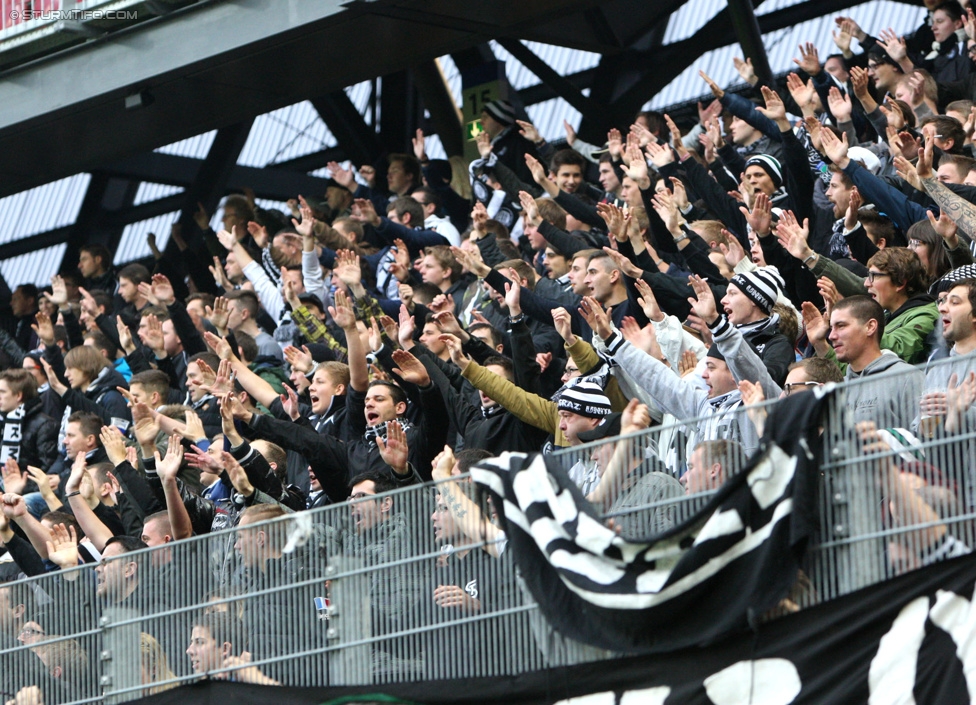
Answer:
[
  {"left": 330, "top": 289, "right": 368, "bottom": 393},
  {"left": 64, "top": 452, "right": 115, "bottom": 551},
  {"left": 917, "top": 135, "right": 976, "bottom": 239}
]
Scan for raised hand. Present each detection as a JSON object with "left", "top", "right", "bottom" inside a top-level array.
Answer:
[
  {"left": 132, "top": 402, "right": 161, "bottom": 453},
  {"left": 832, "top": 18, "right": 853, "bottom": 55},
  {"left": 578, "top": 296, "right": 613, "bottom": 340},
  {"left": 328, "top": 289, "right": 357, "bottom": 331},
  {"left": 283, "top": 345, "right": 314, "bottom": 374},
  {"left": 733, "top": 56, "right": 757, "bottom": 85},
  {"left": 602, "top": 246, "right": 644, "bottom": 280},
  {"left": 927, "top": 209, "right": 959, "bottom": 247},
  {"left": 31, "top": 311, "right": 56, "bottom": 347},
  {"left": 620, "top": 316, "right": 663, "bottom": 359},
  {"left": 185, "top": 444, "right": 223, "bottom": 475},
  {"left": 449, "top": 244, "right": 489, "bottom": 278},
  {"left": 775, "top": 211, "right": 815, "bottom": 261},
  {"left": 411, "top": 128, "right": 428, "bottom": 161},
  {"left": 803, "top": 116, "right": 824, "bottom": 156},
  {"left": 740, "top": 191, "right": 773, "bottom": 236},
  {"left": 793, "top": 42, "right": 821, "bottom": 75},
  {"left": 49, "top": 275, "right": 69, "bottom": 307},
  {"left": 334, "top": 249, "right": 363, "bottom": 288},
  {"left": 563, "top": 119, "right": 578, "bottom": 145},
  {"left": 46, "top": 523, "right": 79, "bottom": 570},
  {"left": 516, "top": 119, "right": 541, "bottom": 144},
  {"left": 916, "top": 133, "right": 936, "bottom": 179},
  {"left": 633, "top": 278, "right": 663, "bottom": 322},
  {"left": 827, "top": 86, "right": 853, "bottom": 123},
  {"left": 209, "top": 257, "right": 234, "bottom": 291},
  {"left": 440, "top": 333, "right": 470, "bottom": 370},
  {"left": 699, "top": 69, "right": 725, "bottom": 99},
  {"left": 39, "top": 357, "right": 67, "bottom": 396},
  {"left": 687, "top": 274, "right": 720, "bottom": 325},
  {"left": 670, "top": 177, "right": 690, "bottom": 210},
  {"left": 1, "top": 460, "right": 27, "bottom": 496},
  {"left": 155, "top": 433, "right": 185, "bottom": 483},
  {"left": 398, "top": 304, "right": 416, "bottom": 349},
  {"left": 391, "top": 349, "right": 431, "bottom": 386},
  {"left": 376, "top": 419, "right": 409, "bottom": 475},
  {"left": 664, "top": 114, "right": 687, "bottom": 157},
  {"left": 115, "top": 316, "right": 135, "bottom": 355},
  {"left": 327, "top": 161, "right": 356, "bottom": 190},
  {"left": 279, "top": 385, "right": 301, "bottom": 421},
  {"left": 738, "top": 379, "right": 768, "bottom": 437},
  {"left": 431, "top": 445, "right": 456, "bottom": 482},
  {"left": 596, "top": 202, "right": 628, "bottom": 241},
  {"left": 786, "top": 72, "right": 816, "bottom": 113},
  {"left": 428, "top": 293, "right": 455, "bottom": 315},
  {"left": 216, "top": 228, "right": 237, "bottom": 252},
  {"left": 550, "top": 307, "right": 576, "bottom": 345},
  {"left": 946, "top": 371, "right": 976, "bottom": 434},
  {"left": 221, "top": 451, "right": 254, "bottom": 498},
  {"left": 756, "top": 86, "right": 788, "bottom": 126},
  {"left": 180, "top": 409, "right": 207, "bottom": 442},
  {"left": 820, "top": 126, "right": 850, "bottom": 168},
  {"left": 817, "top": 276, "right": 844, "bottom": 310},
  {"left": 503, "top": 275, "right": 522, "bottom": 317},
  {"left": 78, "top": 287, "right": 100, "bottom": 320},
  {"left": 350, "top": 198, "right": 381, "bottom": 227},
  {"left": 194, "top": 202, "right": 211, "bottom": 231},
  {"left": 607, "top": 127, "right": 626, "bottom": 157},
  {"left": 151, "top": 274, "right": 176, "bottom": 306},
  {"left": 475, "top": 131, "right": 492, "bottom": 159},
  {"left": 849, "top": 66, "right": 873, "bottom": 104},
  {"left": 844, "top": 185, "right": 863, "bottom": 231},
  {"left": 291, "top": 199, "right": 317, "bottom": 239},
  {"left": 801, "top": 301, "right": 830, "bottom": 345},
  {"left": 719, "top": 230, "right": 748, "bottom": 268},
  {"left": 524, "top": 153, "right": 553, "bottom": 190},
  {"left": 877, "top": 29, "right": 908, "bottom": 63},
  {"left": 99, "top": 426, "right": 128, "bottom": 467},
  {"left": 893, "top": 154, "right": 922, "bottom": 192},
  {"left": 678, "top": 349, "right": 699, "bottom": 377},
  {"left": 879, "top": 99, "right": 908, "bottom": 132},
  {"left": 651, "top": 190, "right": 684, "bottom": 236},
  {"left": 643, "top": 140, "right": 673, "bottom": 169},
  {"left": 139, "top": 314, "right": 166, "bottom": 357}
]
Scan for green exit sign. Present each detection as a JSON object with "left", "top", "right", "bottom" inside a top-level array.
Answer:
[{"left": 465, "top": 119, "right": 486, "bottom": 141}]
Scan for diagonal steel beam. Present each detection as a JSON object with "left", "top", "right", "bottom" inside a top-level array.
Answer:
[
  {"left": 496, "top": 37, "right": 613, "bottom": 128},
  {"left": 311, "top": 91, "right": 382, "bottom": 168}
]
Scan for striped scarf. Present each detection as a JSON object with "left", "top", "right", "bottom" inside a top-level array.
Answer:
[{"left": 0, "top": 403, "right": 25, "bottom": 463}]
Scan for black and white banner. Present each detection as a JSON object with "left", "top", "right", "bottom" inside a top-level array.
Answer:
[
  {"left": 144, "top": 554, "right": 976, "bottom": 704},
  {"left": 468, "top": 391, "right": 826, "bottom": 653}
]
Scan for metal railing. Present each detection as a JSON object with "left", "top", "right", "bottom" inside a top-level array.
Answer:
[{"left": 1, "top": 352, "right": 974, "bottom": 701}]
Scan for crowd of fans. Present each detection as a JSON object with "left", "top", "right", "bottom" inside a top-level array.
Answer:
[{"left": 3, "top": 2, "right": 976, "bottom": 699}]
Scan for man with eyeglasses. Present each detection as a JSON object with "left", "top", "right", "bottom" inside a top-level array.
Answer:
[
  {"left": 780, "top": 358, "right": 845, "bottom": 398},
  {"left": 864, "top": 248, "right": 940, "bottom": 364}
]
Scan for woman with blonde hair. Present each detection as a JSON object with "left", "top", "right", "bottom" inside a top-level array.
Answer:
[{"left": 140, "top": 632, "right": 178, "bottom": 695}]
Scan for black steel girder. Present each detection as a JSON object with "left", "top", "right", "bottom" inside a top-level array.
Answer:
[
  {"left": 310, "top": 91, "right": 382, "bottom": 168},
  {"left": 177, "top": 121, "right": 254, "bottom": 235},
  {"left": 605, "top": 0, "right": 869, "bottom": 123},
  {"left": 495, "top": 37, "right": 614, "bottom": 130}
]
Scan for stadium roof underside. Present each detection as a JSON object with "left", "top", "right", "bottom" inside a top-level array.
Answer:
[{"left": 0, "top": 0, "right": 926, "bottom": 285}]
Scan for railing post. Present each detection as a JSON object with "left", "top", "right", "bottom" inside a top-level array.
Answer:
[
  {"left": 326, "top": 557, "right": 371, "bottom": 685},
  {"left": 822, "top": 392, "right": 887, "bottom": 597},
  {"left": 100, "top": 607, "right": 142, "bottom": 704}
]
